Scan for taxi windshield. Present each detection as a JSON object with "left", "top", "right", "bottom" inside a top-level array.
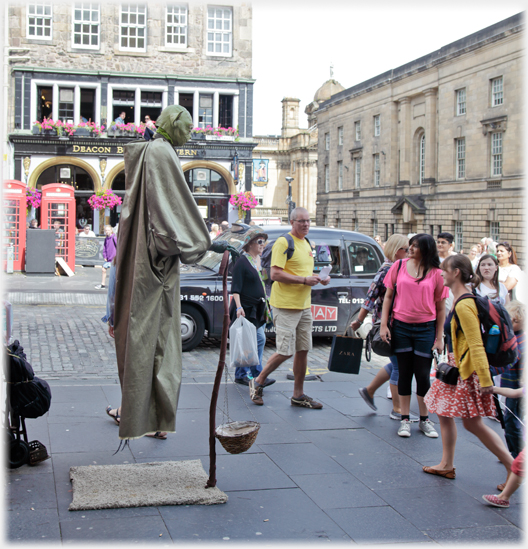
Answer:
[{"left": 196, "top": 226, "right": 252, "bottom": 270}]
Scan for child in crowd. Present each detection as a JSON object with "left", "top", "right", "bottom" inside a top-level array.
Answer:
[
  {"left": 500, "top": 301, "right": 525, "bottom": 459},
  {"left": 482, "top": 386, "right": 524, "bottom": 508},
  {"left": 95, "top": 225, "right": 117, "bottom": 290}
]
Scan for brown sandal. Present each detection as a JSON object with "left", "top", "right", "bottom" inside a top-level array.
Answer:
[
  {"left": 497, "top": 482, "right": 506, "bottom": 491},
  {"left": 422, "top": 466, "right": 456, "bottom": 479}
]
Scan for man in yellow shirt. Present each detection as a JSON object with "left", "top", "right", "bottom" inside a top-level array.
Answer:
[{"left": 249, "top": 207, "right": 330, "bottom": 407}]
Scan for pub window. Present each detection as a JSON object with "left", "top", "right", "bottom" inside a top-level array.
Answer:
[
  {"left": 80, "top": 88, "right": 96, "bottom": 122},
  {"left": 37, "top": 85, "right": 53, "bottom": 121},
  {"left": 72, "top": 2, "right": 100, "bottom": 49},
  {"left": 36, "top": 164, "right": 94, "bottom": 191},
  {"left": 198, "top": 94, "right": 213, "bottom": 128},
  {"left": 58, "top": 88, "right": 75, "bottom": 123},
  {"left": 120, "top": 4, "right": 147, "bottom": 51},
  {"left": 27, "top": 2, "right": 52, "bottom": 40},
  {"left": 219, "top": 94, "right": 233, "bottom": 128},
  {"left": 140, "top": 91, "right": 163, "bottom": 122},
  {"left": 184, "top": 168, "right": 228, "bottom": 194},
  {"left": 166, "top": 4, "right": 187, "bottom": 47},
  {"left": 112, "top": 89, "right": 135, "bottom": 123},
  {"left": 178, "top": 93, "right": 194, "bottom": 120}
]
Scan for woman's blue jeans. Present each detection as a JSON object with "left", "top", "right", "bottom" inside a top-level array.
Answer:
[{"left": 235, "top": 324, "right": 265, "bottom": 380}]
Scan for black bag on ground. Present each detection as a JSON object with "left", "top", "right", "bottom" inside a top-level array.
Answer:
[
  {"left": 328, "top": 332, "right": 363, "bottom": 374},
  {"left": 10, "top": 376, "right": 52, "bottom": 419},
  {"left": 5, "top": 340, "right": 34, "bottom": 383}
]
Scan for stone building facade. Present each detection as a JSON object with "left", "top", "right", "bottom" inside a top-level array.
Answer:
[
  {"left": 252, "top": 79, "right": 344, "bottom": 222},
  {"left": 315, "top": 13, "right": 524, "bottom": 264},
  {"left": 6, "top": 1, "right": 255, "bottom": 231}
]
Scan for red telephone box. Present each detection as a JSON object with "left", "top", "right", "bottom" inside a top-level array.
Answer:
[
  {"left": 3, "top": 180, "right": 27, "bottom": 271},
  {"left": 41, "top": 184, "right": 76, "bottom": 272}
]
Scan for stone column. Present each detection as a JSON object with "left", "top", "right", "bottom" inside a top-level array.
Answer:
[
  {"left": 398, "top": 96, "right": 411, "bottom": 185},
  {"left": 390, "top": 101, "right": 399, "bottom": 186},
  {"left": 424, "top": 88, "right": 437, "bottom": 184}
]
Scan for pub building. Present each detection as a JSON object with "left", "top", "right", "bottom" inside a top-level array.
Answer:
[{"left": 9, "top": 70, "right": 257, "bottom": 236}]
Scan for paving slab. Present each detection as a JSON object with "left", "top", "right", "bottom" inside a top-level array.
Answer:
[
  {"left": 159, "top": 487, "right": 350, "bottom": 542},
  {"left": 290, "top": 472, "right": 387, "bottom": 509},
  {"left": 375, "top": 485, "right": 512, "bottom": 531},
  {"left": 7, "top": 508, "right": 62, "bottom": 542},
  {"left": 59, "top": 514, "right": 170, "bottom": 543},
  {"left": 326, "top": 505, "right": 432, "bottom": 544},
  {"left": 425, "top": 524, "right": 523, "bottom": 544}
]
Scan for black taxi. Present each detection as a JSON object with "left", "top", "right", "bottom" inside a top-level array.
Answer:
[{"left": 179, "top": 223, "right": 384, "bottom": 351}]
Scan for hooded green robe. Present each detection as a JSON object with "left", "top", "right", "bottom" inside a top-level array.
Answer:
[{"left": 114, "top": 106, "right": 211, "bottom": 440}]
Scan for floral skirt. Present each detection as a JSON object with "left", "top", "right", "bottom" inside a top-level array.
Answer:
[{"left": 424, "top": 353, "right": 496, "bottom": 419}]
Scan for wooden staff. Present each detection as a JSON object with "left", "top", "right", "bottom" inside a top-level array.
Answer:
[{"left": 206, "top": 250, "right": 229, "bottom": 488}]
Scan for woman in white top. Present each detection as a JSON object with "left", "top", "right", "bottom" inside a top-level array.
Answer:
[
  {"left": 468, "top": 246, "right": 480, "bottom": 271},
  {"left": 473, "top": 254, "right": 509, "bottom": 306},
  {"left": 209, "top": 223, "right": 220, "bottom": 240},
  {"left": 496, "top": 242, "right": 522, "bottom": 294}
]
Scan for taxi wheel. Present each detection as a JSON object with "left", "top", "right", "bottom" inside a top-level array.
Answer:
[{"left": 181, "top": 303, "right": 205, "bottom": 352}]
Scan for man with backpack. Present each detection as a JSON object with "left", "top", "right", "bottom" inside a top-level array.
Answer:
[{"left": 249, "top": 207, "right": 330, "bottom": 408}]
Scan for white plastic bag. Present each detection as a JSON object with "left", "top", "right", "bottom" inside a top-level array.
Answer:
[{"left": 229, "top": 316, "right": 259, "bottom": 369}]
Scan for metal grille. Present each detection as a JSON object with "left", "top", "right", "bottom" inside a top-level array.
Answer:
[
  {"left": 487, "top": 180, "right": 502, "bottom": 189},
  {"left": 3, "top": 199, "right": 20, "bottom": 261}
]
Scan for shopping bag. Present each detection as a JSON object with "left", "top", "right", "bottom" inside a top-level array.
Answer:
[
  {"left": 229, "top": 317, "right": 259, "bottom": 369},
  {"left": 327, "top": 331, "right": 363, "bottom": 374}
]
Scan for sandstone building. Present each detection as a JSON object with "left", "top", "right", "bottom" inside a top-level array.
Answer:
[
  {"left": 315, "top": 13, "right": 524, "bottom": 263},
  {"left": 6, "top": 2, "right": 255, "bottom": 230},
  {"left": 252, "top": 78, "right": 344, "bottom": 222}
]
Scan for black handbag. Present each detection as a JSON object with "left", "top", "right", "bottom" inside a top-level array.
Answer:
[
  {"left": 367, "top": 321, "right": 392, "bottom": 358},
  {"left": 433, "top": 350, "right": 459, "bottom": 386},
  {"left": 328, "top": 328, "right": 363, "bottom": 374},
  {"left": 365, "top": 260, "right": 403, "bottom": 360}
]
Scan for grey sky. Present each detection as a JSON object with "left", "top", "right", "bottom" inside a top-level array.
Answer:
[{"left": 252, "top": 0, "right": 523, "bottom": 135}]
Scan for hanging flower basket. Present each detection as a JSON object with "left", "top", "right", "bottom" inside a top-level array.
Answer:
[
  {"left": 229, "top": 191, "right": 259, "bottom": 220},
  {"left": 88, "top": 190, "right": 123, "bottom": 211},
  {"left": 26, "top": 188, "right": 42, "bottom": 210}
]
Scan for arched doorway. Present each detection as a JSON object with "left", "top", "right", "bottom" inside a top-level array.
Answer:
[
  {"left": 34, "top": 161, "right": 97, "bottom": 230},
  {"left": 183, "top": 167, "right": 229, "bottom": 226}
]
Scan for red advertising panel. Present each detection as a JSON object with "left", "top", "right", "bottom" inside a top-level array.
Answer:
[
  {"left": 3, "top": 180, "right": 27, "bottom": 271},
  {"left": 41, "top": 184, "right": 76, "bottom": 272}
]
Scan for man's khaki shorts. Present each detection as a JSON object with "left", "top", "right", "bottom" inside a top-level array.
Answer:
[{"left": 271, "top": 306, "right": 313, "bottom": 356}]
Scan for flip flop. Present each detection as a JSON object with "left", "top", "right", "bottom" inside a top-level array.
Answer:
[
  {"left": 145, "top": 431, "right": 167, "bottom": 440},
  {"left": 106, "top": 406, "right": 120, "bottom": 425}
]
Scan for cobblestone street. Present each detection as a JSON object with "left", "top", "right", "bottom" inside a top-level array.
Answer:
[{"left": 12, "top": 304, "right": 385, "bottom": 383}]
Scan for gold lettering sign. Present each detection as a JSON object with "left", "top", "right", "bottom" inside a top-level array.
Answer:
[{"left": 70, "top": 145, "right": 197, "bottom": 156}]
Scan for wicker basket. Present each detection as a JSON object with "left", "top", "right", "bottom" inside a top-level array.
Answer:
[
  {"left": 215, "top": 420, "right": 260, "bottom": 454},
  {"left": 28, "top": 440, "right": 50, "bottom": 465}
]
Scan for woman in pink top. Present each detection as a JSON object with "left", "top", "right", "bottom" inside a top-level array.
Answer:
[{"left": 380, "top": 234, "right": 448, "bottom": 439}]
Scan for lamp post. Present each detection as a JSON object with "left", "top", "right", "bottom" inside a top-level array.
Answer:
[{"left": 285, "top": 176, "right": 295, "bottom": 220}]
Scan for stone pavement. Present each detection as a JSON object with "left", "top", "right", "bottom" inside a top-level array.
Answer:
[{"left": 4, "top": 270, "right": 524, "bottom": 544}]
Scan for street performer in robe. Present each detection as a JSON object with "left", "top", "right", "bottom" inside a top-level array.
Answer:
[{"left": 113, "top": 105, "right": 237, "bottom": 440}]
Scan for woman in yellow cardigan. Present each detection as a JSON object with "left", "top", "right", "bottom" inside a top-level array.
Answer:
[{"left": 423, "top": 255, "right": 513, "bottom": 486}]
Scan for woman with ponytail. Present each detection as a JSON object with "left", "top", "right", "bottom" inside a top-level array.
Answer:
[{"left": 423, "top": 254, "right": 513, "bottom": 488}]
